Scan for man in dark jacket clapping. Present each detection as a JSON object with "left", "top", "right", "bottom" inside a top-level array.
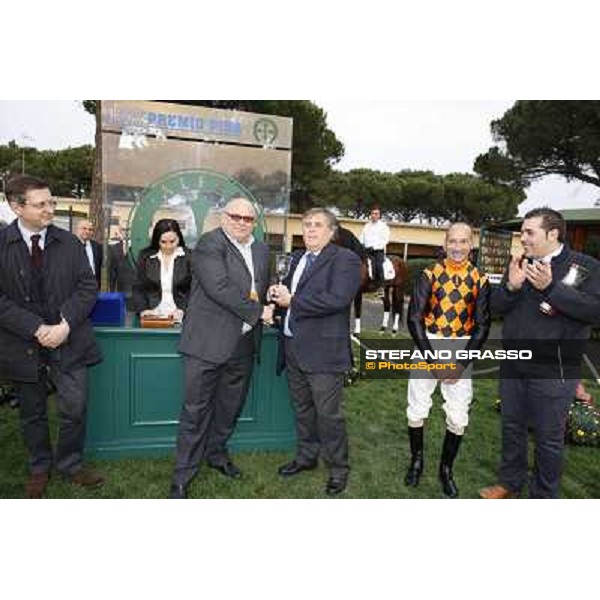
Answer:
[{"left": 481, "top": 207, "right": 600, "bottom": 499}]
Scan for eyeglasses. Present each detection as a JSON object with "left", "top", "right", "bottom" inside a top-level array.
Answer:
[
  {"left": 302, "top": 220, "right": 327, "bottom": 229},
  {"left": 25, "top": 199, "right": 58, "bottom": 210},
  {"left": 226, "top": 212, "right": 255, "bottom": 224}
]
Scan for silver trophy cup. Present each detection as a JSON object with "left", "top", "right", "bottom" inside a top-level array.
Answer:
[{"left": 275, "top": 253, "right": 291, "bottom": 284}]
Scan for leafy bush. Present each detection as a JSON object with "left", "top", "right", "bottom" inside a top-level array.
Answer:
[
  {"left": 566, "top": 399, "right": 600, "bottom": 447},
  {"left": 406, "top": 258, "right": 436, "bottom": 294}
]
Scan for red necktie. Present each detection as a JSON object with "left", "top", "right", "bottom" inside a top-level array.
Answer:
[{"left": 31, "top": 234, "right": 43, "bottom": 269}]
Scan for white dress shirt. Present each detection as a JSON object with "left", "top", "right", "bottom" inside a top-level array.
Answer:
[
  {"left": 17, "top": 220, "right": 47, "bottom": 252},
  {"left": 151, "top": 246, "right": 185, "bottom": 316},
  {"left": 361, "top": 220, "right": 390, "bottom": 250},
  {"left": 223, "top": 230, "right": 256, "bottom": 333},
  {"left": 283, "top": 249, "right": 321, "bottom": 337},
  {"left": 84, "top": 241, "right": 95, "bottom": 274},
  {"left": 539, "top": 244, "right": 564, "bottom": 263}
]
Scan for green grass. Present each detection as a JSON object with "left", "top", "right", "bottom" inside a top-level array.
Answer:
[{"left": 2, "top": 330, "right": 600, "bottom": 499}]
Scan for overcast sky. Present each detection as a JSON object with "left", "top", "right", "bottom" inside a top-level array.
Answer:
[{"left": 0, "top": 100, "right": 598, "bottom": 215}]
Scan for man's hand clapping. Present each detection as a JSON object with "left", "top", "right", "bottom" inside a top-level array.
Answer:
[
  {"left": 507, "top": 255, "right": 527, "bottom": 291},
  {"left": 525, "top": 260, "right": 552, "bottom": 291}
]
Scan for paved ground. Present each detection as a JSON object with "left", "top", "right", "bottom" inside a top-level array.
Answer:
[{"left": 351, "top": 294, "right": 409, "bottom": 334}]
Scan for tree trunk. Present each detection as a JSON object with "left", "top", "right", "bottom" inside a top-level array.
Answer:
[{"left": 89, "top": 101, "right": 104, "bottom": 242}]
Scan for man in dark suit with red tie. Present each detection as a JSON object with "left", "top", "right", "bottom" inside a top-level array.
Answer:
[
  {"left": 269, "top": 208, "right": 361, "bottom": 495},
  {"left": 0, "top": 176, "right": 104, "bottom": 499}
]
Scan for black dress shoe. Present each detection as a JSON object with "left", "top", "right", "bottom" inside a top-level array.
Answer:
[
  {"left": 208, "top": 461, "right": 242, "bottom": 479},
  {"left": 278, "top": 460, "right": 318, "bottom": 477},
  {"left": 325, "top": 477, "right": 347, "bottom": 496},
  {"left": 169, "top": 484, "right": 188, "bottom": 499}
]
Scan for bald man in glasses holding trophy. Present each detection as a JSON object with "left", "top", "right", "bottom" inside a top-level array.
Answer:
[{"left": 170, "top": 198, "right": 273, "bottom": 499}]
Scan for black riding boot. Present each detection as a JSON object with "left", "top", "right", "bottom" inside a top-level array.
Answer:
[
  {"left": 404, "top": 426, "right": 424, "bottom": 487},
  {"left": 439, "top": 430, "right": 462, "bottom": 498}
]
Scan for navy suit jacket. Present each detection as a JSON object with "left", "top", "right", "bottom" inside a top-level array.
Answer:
[{"left": 277, "top": 242, "right": 361, "bottom": 374}]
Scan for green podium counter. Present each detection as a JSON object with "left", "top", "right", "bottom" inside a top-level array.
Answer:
[{"left": 86, "top": 327, "right": 295, "bottom": 459}]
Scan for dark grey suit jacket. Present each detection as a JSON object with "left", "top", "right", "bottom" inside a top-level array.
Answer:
[{"left": 178, "top": 228, "right": 270, "bottom": 364}]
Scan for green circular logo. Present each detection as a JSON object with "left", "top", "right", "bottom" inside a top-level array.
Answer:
[
  {"left": 127, "top": 168, "right": 266, "bottom": 263},
  {"left": 253, "top": 118, "right": 278, "bottom": 145}
]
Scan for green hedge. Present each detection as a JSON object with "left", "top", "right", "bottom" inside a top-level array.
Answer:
[{"left": 405, "top": 258, "right": 436, "bottom": 294}]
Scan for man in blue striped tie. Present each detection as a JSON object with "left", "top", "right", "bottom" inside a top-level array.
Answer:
[{"left": 269, "top": 208, "right": 361, "bottom": 495}]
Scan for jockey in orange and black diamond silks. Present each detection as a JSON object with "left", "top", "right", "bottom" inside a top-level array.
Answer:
[
  {"left": 407, "top": 257, "right": 491, "bottom": 366},
  {"left": 422, "top": 259, "right": 487, "bottom": 337}
]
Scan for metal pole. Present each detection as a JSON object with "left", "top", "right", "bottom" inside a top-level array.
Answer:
[
  {"left": 283, "top": 207, "right": 289, "bottom": 253},
  {"left": 282, "top": 183, "right": 290, "bottom": 253},
  {"left": 583, "top": 353, "right": 600, "bottom": 386},
  {"left": 19, "top": 134, "right": 34, "bottom": 175}
]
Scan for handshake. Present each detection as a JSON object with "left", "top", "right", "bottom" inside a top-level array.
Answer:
[
  {"left": 260, "top": 284, "right": 293, "bottom": 326},
  {"left": 267, "top": 284, "right": 292, "bottom": 307}
]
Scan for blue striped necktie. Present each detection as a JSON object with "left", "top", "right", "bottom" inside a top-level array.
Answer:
[{"left": 299, "top": 252, "right": 316, "bottom": 285}]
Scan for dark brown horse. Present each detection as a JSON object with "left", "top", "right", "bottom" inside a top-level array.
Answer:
[
  {"left": 335, "top": 227, "right": 409, "bottom": 335},
  {"left": 355, "top": 255, "right": 409, "bottom": 335}
]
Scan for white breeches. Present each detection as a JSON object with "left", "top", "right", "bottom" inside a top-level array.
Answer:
[
  {"left": 405, "top": 333, "right": 473, "bottom": 435},
  {"left": 406, "top": 373, "right": 472, "bottom": 435}
]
